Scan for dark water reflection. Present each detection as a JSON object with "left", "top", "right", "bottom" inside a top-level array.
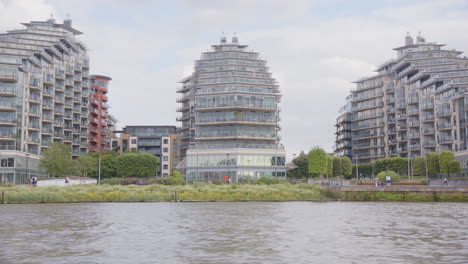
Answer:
[{"left": 1, "top": 202, "right": 467, "bottom": 264}]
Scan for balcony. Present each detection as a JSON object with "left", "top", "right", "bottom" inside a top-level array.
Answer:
[
  {"left": 0, "top": 72, "right": 18, "bottom": 82},
  {"left": 27, "top": 137, "right": 40, "bottom": 145},
  {"left": 176, "top": 105, "right": 190, "bottom": 112},
  {"left": 0, "top": 132, "right": 15, "bottom": 141},
  {"left": 176, "top": 94, "right": 191, "bottom": 103},
  {"left": 0, "top": 102, "right": 16, "bottom": 111},
  {"left": 420, "top": 103, "right": 434, "bottom": 110},
  {"left": 437, "top": 110, "right": 452, "bottom": 118},
  {"left": 55, "top": 70, "right": 65, "bottom": 80},
  {"left": 422, "top": 115, "right": 435, "bottom": 122},
  {"left": 29, "top": 81, "right": 42, "bottom": 90},
  {"left": 0, "top": 87, "right": 17, "bottom": 97}
]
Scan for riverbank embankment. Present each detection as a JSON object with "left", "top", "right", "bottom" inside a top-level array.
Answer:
[
  {"left": 325, "top": 185, "right": 468, "bottom": 202},
  {"left": 0, "top": 184, "right": 327, "bottom": 204}
]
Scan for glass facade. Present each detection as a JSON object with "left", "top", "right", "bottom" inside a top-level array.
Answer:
[{"left": 177, "top": 37, "right": 285, "bottom": 182}]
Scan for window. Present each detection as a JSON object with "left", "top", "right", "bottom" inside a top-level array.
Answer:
[
  {"left": 131, "top": 139, "right": 137, "bottom": 144},
  {"left": 1, "top": 158, "right": 14, "bottom": 168},
  {"left": 163, "top": 165, "right": 168, "bottom": 170},
  {"left": 163, "top": 156, "right": 168, "bottom": 161},
  {"left": 163, "top": 173, "right": 168, "bottom": 177},
  {"left": 163, "top": 147, "right": 168, "bottom": 153},
  {"left": 163, "top": 139, "right": 168, "bottom": 144}
]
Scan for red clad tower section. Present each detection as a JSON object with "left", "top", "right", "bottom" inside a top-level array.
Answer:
[{"left": 89, "top": 75, "right": 111, "bottom": 152}]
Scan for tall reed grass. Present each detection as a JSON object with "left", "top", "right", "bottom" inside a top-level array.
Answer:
[{"left": 0, "top": 184, "right": 328, "bottom": 204}]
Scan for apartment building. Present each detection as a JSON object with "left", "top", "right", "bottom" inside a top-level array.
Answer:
[
  {"left": 112, "top": 126, "right": 179, "bottom": 176},
  {"left": 176, "top": 36, "right": 286, "bottom": 182},
  {"left": 0, "top": 17, "right": 90, "bottom": 184},
  {"left": 88, "top": 75, "right": 111, "bottom": 152},
  {"left": 335, "top": 34, "right": 468, "bottom": 163}
]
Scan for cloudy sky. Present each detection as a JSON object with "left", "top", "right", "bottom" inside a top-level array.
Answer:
[{"left": 1, "top": 0, "right": 468, "bottom": 159}]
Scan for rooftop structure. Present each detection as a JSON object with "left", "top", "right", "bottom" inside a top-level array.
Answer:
[{"left": 176, "top": 36, "right": 286, "bottom": 182}]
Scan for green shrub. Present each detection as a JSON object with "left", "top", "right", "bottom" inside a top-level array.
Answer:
[
  {"left": 159, "top": 175, "right": 185, "bottom": 185},
  {"left": 100, "top": 178, "right": 121, "bottom": 185},
  {"left": 376, "top": 170, "right": 400, "bottom": 182},
  {"left": 256, "top": 177, "right": 289, "bottom": 185}
]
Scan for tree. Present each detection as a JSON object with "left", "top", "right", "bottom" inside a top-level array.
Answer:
[
  {"left": 326, "top": 155, "right": 333, "bottom": 177},
  {"left": 160, "top": 169, "right": 185, "bottom": 185},
  {"left": 287, "top": 151, "right": 311, "bottom": 179},
  {"left": 39, "top": 142, "right": 74, "bottom": 177},
  {"left": 332, "top": 157, "right": 343, "bottom": 176},
  {"left": 74, "top": 154, "right": 97, "bottom": 177},
  {"left": 448, "top": 160, "right": 461, "bottom": 174},
  {"left": 439, "top": 150, "right": 456, "bottom": 174},
  {"left": 376, "top": 170, "right": 400, "bottom": 182},
  {"left": 413, "top": 156, "right": 427, "bottom": 175},
  {"left": 352, "top": 163, "right": 373, "bottom": 178},
  {"left": 341, "top": 156, "right": 352, "bottom": 178},
  {"left": 101, "top": 152, "right": 118, "bottom": 178},
  {"left": 308, "top": 147, "right": 327, "bottom": 176},
  {"left": 427, "top": 152, "right": 440, "bottom": 175},
  {"left": 374, "top": 157, "right": 408, "bottom": 175},
  {"left": 116, "top": 152, "right": 160, "bottom": 177}
]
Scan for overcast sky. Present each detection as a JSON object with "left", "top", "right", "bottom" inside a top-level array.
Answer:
[{"left": 1, "top": 0, "right": 468, "bottom": 160}]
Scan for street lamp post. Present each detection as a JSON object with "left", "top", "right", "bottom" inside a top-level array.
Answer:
[
  {"left": 26, "top": 153, "right": 30, "bottom": 180},
  {"left": 355, "top": 154, "right": 359, "bottom": 179},
  {"left": 226, "top": 153, "right": 230, "bottom": 183},
  {"left": 425, "top": 153, "right": 429, "bottom": 179},
  {"left": 98, "top": 154, "right": 101, "bottom": 185}
]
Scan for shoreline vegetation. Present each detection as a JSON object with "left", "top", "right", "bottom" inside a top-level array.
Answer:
[
  {"left": 1, "top": 183, "right": 468, "bottom": 204},
  {"left": 0, "top": 184, "right": 327, "bottom": 204}
]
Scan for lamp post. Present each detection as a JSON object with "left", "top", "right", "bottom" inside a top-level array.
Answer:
[
  {"left": 355, "top": 154, "right": 359, "bottom": 179},
  {"left": 425, "top": 153, "right": 429, "bottom": 179},
  {"left": 26, "top": 153, "right": 30, "bottom": 180},
  {"left": 226, "top": 153, "right": 230, "bottom": 183},
  {"left": 97, "top": 154, "right": 101, "bottom": 185}
]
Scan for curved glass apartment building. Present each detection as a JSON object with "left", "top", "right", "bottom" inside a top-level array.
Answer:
[{"left": 177, "top": 36, "right": 285, "bottom": 182}]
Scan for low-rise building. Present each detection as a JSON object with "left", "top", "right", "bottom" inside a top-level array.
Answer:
[{"left": 112, "top": 126, "right": 179, "bottom": 176}]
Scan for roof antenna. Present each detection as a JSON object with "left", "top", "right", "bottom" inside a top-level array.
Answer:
[
  {"left": 220, "top": 31, "right": 226, "bottom": 44},
  {"left": 232, "top": 32, "right": 238, "bottom": 44},
  {"left": 47, "top": 12, "right": 56, "bottom": 23}
]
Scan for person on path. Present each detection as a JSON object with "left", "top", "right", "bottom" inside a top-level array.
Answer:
[
  {"left": 65, "top": 177, "right": 69, "bottom": 184},
  {"left": 443, "top": 177, "right": 448, "bottom": 186}
]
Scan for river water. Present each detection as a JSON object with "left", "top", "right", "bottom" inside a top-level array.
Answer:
[{"left": 0, "top": 202, "right": 467, "bottom": 264}]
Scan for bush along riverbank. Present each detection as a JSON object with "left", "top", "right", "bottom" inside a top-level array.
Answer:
[
  {"left": 0, "top": 184, "right": 328, "bottom": 204},
  {"left": 324, "top": 186, "right": 468, "bottom": 202}
]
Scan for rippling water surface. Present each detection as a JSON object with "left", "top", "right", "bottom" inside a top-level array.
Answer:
[{"left": 1, "top": 202, "right": 467, "bottom": 264}]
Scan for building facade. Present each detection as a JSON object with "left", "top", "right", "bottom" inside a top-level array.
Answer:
[
  {"left": 0, "top": 18, "right": 90, "bottom": 184},
  {"left": 112, "top": 126, "right": 179, "bottom": 176},
  {"left": 176, "top": 36, "right": 286, "bottom": 182},
  {"left": 335, "top": 34, "right": 468, "bottom": 164},
  {"left": 88, "top": 75, "right": 111, "bottom": 152}
]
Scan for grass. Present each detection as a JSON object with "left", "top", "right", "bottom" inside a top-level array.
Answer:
[
  {"left": 341, "top": 191, "right": 468, "bottom": 202},
  {"left": 0, "top": 184, "right": 328, "bottom": 204}
]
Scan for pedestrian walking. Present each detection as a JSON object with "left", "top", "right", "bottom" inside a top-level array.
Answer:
[
  {"left": 65, "top": 177, "right": 69, "bottom": 184},
  {"left": 443, "top": 177, "right": 448, "bottom": 186}
]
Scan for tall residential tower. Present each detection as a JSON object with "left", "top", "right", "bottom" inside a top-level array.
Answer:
[
  {"left": 335, "top": 34, "right": 468, "bottom": 164},
  {"left": 177, "top": 36, "right": 285, "bottom": 182},
  {"left": 0, "top": 18, "right": 90, "bottom": 184}
]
